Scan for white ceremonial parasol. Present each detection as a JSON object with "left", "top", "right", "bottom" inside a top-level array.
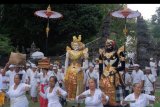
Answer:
[{"left": 34, "top": 4, "right": 63, "bottom": 56}]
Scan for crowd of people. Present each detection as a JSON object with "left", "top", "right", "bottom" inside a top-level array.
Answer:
[
  {"left": 0, "top": 57, "right": 158, "bottom": 107},
  {"left": 0, "top": 36, "right": 159, "bottom": 107}
]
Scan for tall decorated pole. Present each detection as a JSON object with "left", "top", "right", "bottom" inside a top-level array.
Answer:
[
  {"left": 111, "top": 4, "right": 141, "bottom": 54},
  {"left": 45, "top": 5, "right": 51, "bottom": 56},
  {"left": 34, "top": 4, "right": 63, "bottom": 56}
]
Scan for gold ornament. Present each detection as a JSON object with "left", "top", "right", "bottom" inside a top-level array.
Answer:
[{"left": 73, "top": 35, "right": 82, "bottom": 42}]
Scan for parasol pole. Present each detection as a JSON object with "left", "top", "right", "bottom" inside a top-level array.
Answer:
[
  {"left": 45, "top": 4, "right": 51, "bottom": 56},
  {"left": 123, "top": 17, "right": 127, "bottom": 53},
  {"left": 46, "top": 19, "right": 49, "bottom": 56},
  {"left": 34, "top": 4, "right": 62, "bottom": 57}
]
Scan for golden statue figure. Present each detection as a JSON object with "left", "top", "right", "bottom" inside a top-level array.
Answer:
[
  {"left": 99, "top": 39, "right": 125, "bottom": 106},
  {"left": 64, "top": 35, "right": 88, "bottom": 102}
]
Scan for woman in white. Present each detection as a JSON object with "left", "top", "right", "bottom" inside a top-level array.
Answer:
[
  {"left": 39, "top": 76, "right": 67, "bottom": 107},
  {"left": 121, "top": 83, "right": 155, "bottom": 107},
  {"left": 28, "top": 64, "right": 38, "bottom": 102},
  {"left": 6, "top": 74, "right": 31, "bottom": 107},
  {"left": 35, "top": 68, "right": 49, "bottom": 107},
  {"left": 76, "top": 77, "right": 109, "bottom": 107}
]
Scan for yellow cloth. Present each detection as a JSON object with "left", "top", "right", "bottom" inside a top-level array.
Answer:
[
  {"left": 0, "top": 92, "right": 5, "bottom": 105},
  {"left": 64, "top": 50, "right": 85, "bottom": 101},
  {"left": 99, "top": 67, "right": 120, "bottom": 104}
]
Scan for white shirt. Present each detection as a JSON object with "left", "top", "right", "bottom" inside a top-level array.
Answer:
[
  {"left": 6, "top": 70, "right": 16, "bottom": 86},
  {"left": 0, "top": 74, "right": 2, "bottom": 90},
  {"left": 131, "top": 69, "right": 144, "bottom": 84},
  {"left": 144, "top": 74, "right": 156, "bottom": 94},
  {"left": 39, "top": 86, "right": 67, "bottom": 107},
  {"left": 49, "top": 71, "right": 63, "bottom": 86},
  {"left": 124, "top": 93, "right": 155, "bottom": 107},
  {"left": 19, "top": 70, "right": 27, "bottom": 83},
  {"left": 85, "top": 69, "right": 99, "bottom": 88},
  {"left": 2, "top": 75, "right": 9, "bottom": 90},
  {"left": 36, "top": 72, "right": 49, "bottom": 85},
  {"left": 28, "top": 70, "right": 38, "bottom": 85},
  {"left": 6, "top": 83, "right": 31, "bottom": 107},
  {"left": 26, "top": 68, "right": 32, "bottom": 83},
  {"left": 149, "top": 61, "right": 157, "bottom": 77},
  {"left": 94, "top": 64, "right": 99, "bottom": 72},
  {"left": 58, "top": 69, "right": 65, "bottom": 81},
  {"left": 76, "top": 89, "right": 109, "bottom": 107},
  {"left": 158, "top": 60, "right": 160, "bottom": 67},
  {"left": 6, "top": 70, "right": 27, "bottom": 85},
  {"left": 124, "top": 72, "right": 132, "bottom": 90}
]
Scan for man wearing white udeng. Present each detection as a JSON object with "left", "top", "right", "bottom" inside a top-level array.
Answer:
[
  {"left": 85, "top": 63, "right": 99, "bottom": 90},
  {"left": 5, "top": 64, "right": 15, "bottom": 87},
  {"left": 144, "top": 66, "right": 156, "bottom": 95},
  {"left": 27, "top": 64, "right": 38, "bottom": 102},
  {"left": 131, "top": 64, "right": 145, "bottom": 88},
  {"left": 149, "top": 58, "right": 157, "bottom": 79}
]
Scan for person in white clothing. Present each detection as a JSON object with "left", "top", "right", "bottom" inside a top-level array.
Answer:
[
  {"left": 0, "top": 71, "right": 5, "bottom": 106},
  {"left": 47, "top": 64, "right": 54, "bottom": 76},
  {"left": 5, "top": 64, "right": 16, "bottom": 87},
  {"left": 76, "top": 77, "right": 109, "bottom": 107},
  {"left": 131, "top": 64, "right": 145, "bottom": 88},
  {"left": 144, "top": 67, "right": 156, "bottom": 95},
  {"left": 26, "top": 63, "right": 32, "bottom": 84},
  {"left": 1, "top": 69, "right": 9, "bottom": 91},
  {"left": 121, "top": 83, "right": 155, "bottom": 107},
  {"left": 14, "top": 65, "right": 27, "bottom": 84},
  {"left": 39, "top": 76, "right": 67, "bottom": 107},
  {"left": 149, "top": 58, "right": 157, "bottom": 79},
  {"left": 58, "top": 65, "right": 67, "bottom": 106},
  {"left": 36, "top": 68, "right": 49, "bottom": 107},
  {"left": 124, "top": 64, "right": 132, "bottom": 97},
  {"left": 28, "top": 64, "right": 39, "bottom": 102},
  {"left": 5, "top": 74, "right": 31, "bottom": 107},
  {"left": 158, "top": 59, "right": 160, "bottom": 76},
  {"left": 60, "top": 66, "right": 65, "bottom": 82},
  {"left": 94, "top": 58, "right": 99, "bottom": 72},
  {"left": 49, "top": 65, "right": 63, "bottom": 87},
  {"left": 85, "top": 63, "right": 99, "bottom": 90}
]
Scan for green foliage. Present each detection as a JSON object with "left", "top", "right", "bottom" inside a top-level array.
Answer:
[
  {"left": 0, "top": 4, "right": 128, "bottom": 56},
  {"left": 109, "top": 5, "right": 137, "bottom": 48},
  {"left": 151, "top": 7, "right": 160, "bottom": 39},
  {"left": 0, "top": 4, "right": 109, "bottom": 56},
  {"left": 0, "top": 34, "right": 13, "bottom": 54}
]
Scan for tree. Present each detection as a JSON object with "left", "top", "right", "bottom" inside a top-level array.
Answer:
[
  {"left": 151, "top": 7, "right": 160, "bottom": 39},
  {"left": 150, "top": 6, "right": 160, "bottom": 60},
  {"left": 136, "top": 16, "right": 151, "bottom": 68},
  {"left": 0, "top": 4, "right": 108, "bottom": 56},
  {"left": 0, "top": 34, "right": 13, "bottom": 54},
  {"left": 0, "top": 4, "right": 130, "bottom": 57}
]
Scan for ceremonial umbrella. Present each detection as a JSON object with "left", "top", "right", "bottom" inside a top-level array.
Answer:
[
  {"left": 111, "top": 5, "right": 141, "bottom": 36},
  {"left": 34, "top": 5, "right": 63, "bottom": 56},
  {"left": 111, "top": 5, "right": 141, "bottom": 56}
]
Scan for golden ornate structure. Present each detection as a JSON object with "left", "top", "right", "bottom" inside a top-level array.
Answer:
[
  {"left": 99, "top": 39, "right": 125, "bottom": 106},
  {"left": 64, "top": 35, "right": 88, "bottom": 102}
]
